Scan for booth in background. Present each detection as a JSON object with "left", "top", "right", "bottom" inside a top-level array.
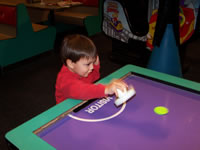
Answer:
[{"left": 0, "top": 3, "right": 56, "bottom": 73}]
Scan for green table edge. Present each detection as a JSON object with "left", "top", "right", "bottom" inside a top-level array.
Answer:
[{"left": 5, "top": 64, "right": 200, "bottom": 150}]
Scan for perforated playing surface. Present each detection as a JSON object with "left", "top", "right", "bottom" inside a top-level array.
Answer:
[{"left": 37, "top": 74, "right": 200, "bottom": 150}]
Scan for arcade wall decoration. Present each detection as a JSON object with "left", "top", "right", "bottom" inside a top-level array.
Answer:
[
  {"left": 147, "top": 0, "right": 200, "bottom": 50},
  {"left": 102, "top": 0, "right": 147, "bottom": 43}
]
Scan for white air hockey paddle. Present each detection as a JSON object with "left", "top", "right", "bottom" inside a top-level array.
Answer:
[{"left": 114, "top": 87, "right": 136, "bottom": 107}]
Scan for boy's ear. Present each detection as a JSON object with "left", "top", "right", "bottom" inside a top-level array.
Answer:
[{"left": 66, "top": 59, "right": 74, "bottom": 69}]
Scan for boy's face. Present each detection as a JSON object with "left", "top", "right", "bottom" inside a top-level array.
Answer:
[{"left": 69, "top": 57, "right": 96, "bottom": 77}]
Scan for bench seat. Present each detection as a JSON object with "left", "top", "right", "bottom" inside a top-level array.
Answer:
[{"left": 0, "top": 3, "right": 56, "bottom": 70}]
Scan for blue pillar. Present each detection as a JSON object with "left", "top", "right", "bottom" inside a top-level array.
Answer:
[{"left": 147, "top": 24, "right": 182, "bottom": 77}]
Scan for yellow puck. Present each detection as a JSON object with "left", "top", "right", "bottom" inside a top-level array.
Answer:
[{"left": 154, "top": 106, "right": 169, "bottom": 115}]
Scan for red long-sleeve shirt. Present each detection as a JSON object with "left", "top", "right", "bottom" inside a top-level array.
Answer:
[{"left": 55, "top": 64, "right": 106, "bottom": 104}]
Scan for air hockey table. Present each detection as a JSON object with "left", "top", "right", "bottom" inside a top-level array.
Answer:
[{"left": 5, "top": 64, "right": 200, "bottom": 150}]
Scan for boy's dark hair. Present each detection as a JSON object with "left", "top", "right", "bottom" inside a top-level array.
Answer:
[{"left": 60, "top": 34, "right": 97, "bottom": 65}]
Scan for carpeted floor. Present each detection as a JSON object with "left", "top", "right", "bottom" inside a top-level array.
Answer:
[{"left": 0, "top": 31, "right": 200, "bottom": 149}]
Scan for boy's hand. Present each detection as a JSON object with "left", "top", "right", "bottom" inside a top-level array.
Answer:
[
  {"left": 105, "top": 79, "right": 128, "bottom": 96},
  {"left": 94, "top": 55, "right": 99, "bottom": 65}
]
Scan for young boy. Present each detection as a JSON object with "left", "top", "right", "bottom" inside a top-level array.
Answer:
[{"left": 55, "top": 34, "right": 127, "bottom": 104}]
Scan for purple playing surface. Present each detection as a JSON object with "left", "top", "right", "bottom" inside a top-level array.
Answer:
[{"left": 38, "top": 75, "right": 200, "bottom": 150}]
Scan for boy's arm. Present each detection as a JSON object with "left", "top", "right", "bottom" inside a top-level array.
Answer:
[{"left": 62, "top": 79, "right": 106, "bottom": 100}]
